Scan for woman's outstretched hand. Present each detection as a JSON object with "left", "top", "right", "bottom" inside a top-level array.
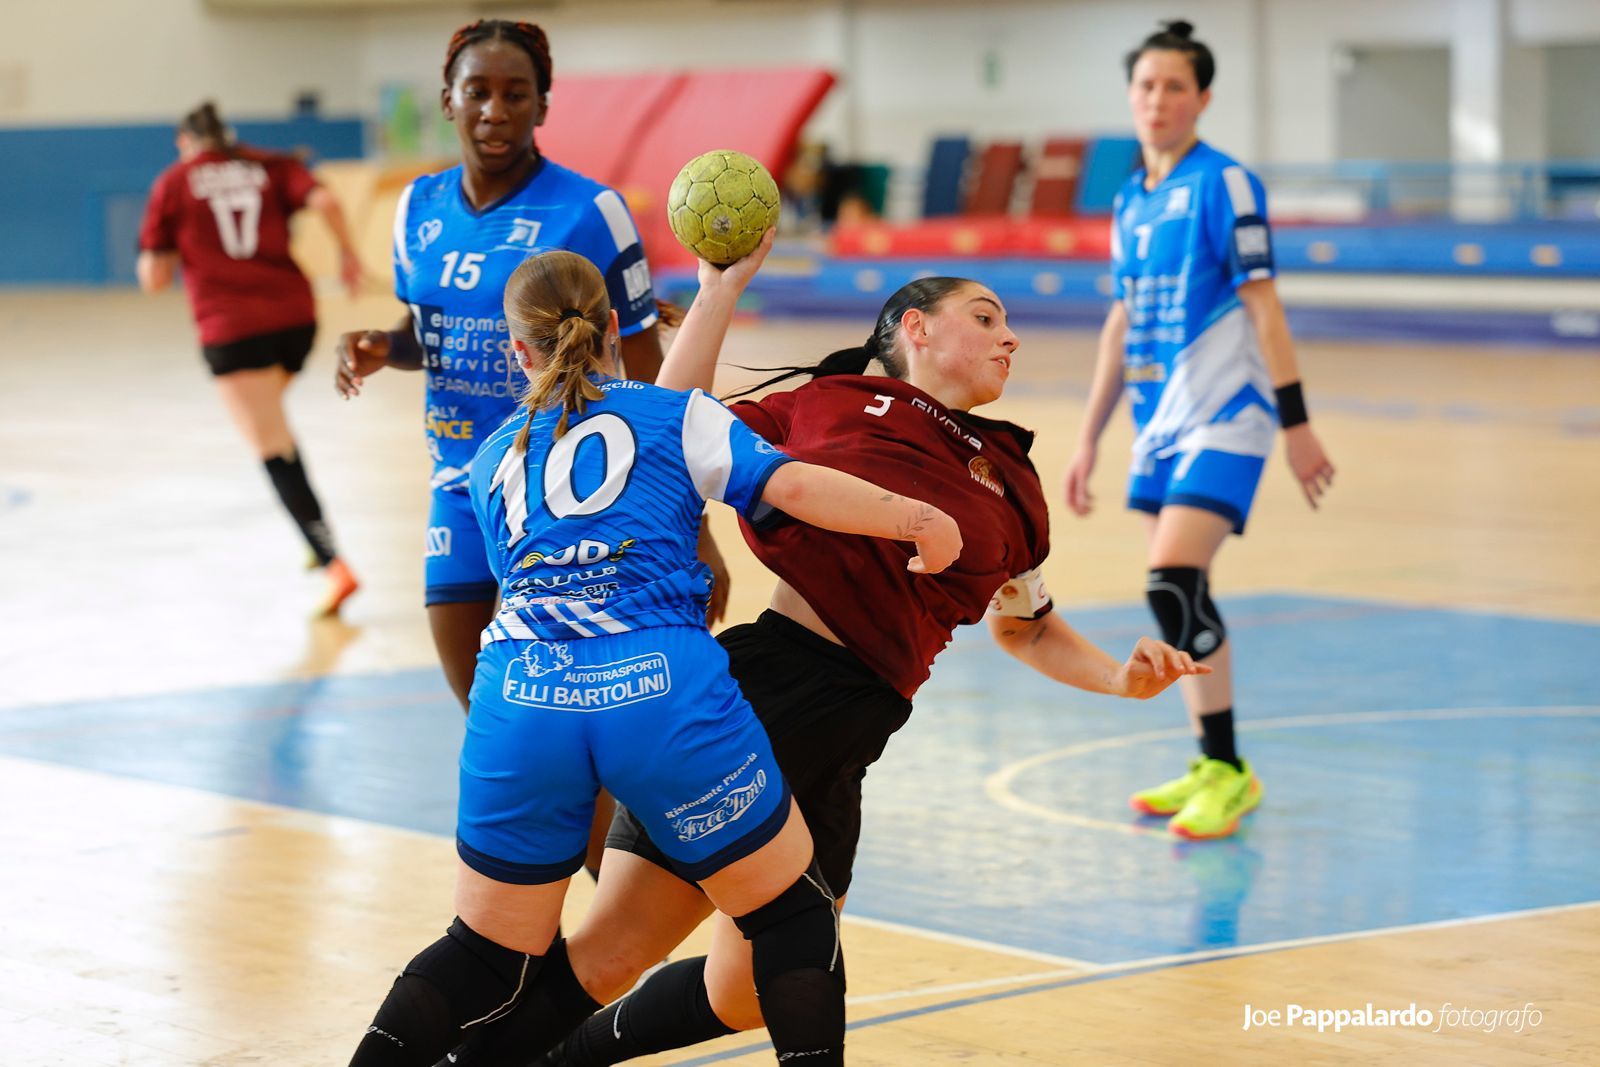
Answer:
[{"left": 1112, "top": 637, "right": 1212, "bottom": 699}]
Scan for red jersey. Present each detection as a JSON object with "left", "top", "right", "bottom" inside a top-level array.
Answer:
[
  {"left": 733, "top": 375, "right": 1051, "bottom": 699},
  {"left": 139, "top": 147, "right": 318, "bottom": 346}
]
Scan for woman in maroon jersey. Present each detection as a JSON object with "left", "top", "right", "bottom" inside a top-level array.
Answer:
[
  {"left": 482, "top": 236, "right": 1211, "bottom": 1067},
  {"left": 138, "top": 100, "right": 363, "bottom": 614}
]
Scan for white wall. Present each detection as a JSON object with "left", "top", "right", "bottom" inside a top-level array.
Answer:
[
  {"left": 1335, "top": 46, "right": 1451, "bottom": 162},
  {"left": 0, "top": 0, "right": 367, "bottom": 123},
  {"left": 1545, "top": 44, "right": 1600, "bottom": 158},
  {"left": 3, "top": 0, "right": 1599, "bottom": 164}
]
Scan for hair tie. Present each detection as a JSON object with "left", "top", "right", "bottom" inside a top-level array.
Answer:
[{"left": 559, "top": 308, "right": 584, "bottom": 322}]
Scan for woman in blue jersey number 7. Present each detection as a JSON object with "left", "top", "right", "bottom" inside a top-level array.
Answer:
[
  {"left": 1065, "top": 20, "right": 1337, "bottom": 840},
  {"left": 347, "top": 238, "right": 958, "bottom": 1067}
]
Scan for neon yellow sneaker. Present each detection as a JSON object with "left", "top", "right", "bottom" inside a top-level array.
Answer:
[
  {"left": 1129, "top": 756, "right": 1210, "bottom": 816},
  {"left": 1168, "top": 759, "right": 1262, "bottom": 840}
]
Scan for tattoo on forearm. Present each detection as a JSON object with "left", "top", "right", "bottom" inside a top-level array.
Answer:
[{"left": 894, "top": 501, "right": 937, "bottom": 540}]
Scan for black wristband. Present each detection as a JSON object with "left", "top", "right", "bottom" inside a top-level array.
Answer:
[
  {"left": 1275, "top": 381, "right": 1309, "bottom": 428},
  {"left": 386, "top": 325, "right": 424, "bottom": 369}
]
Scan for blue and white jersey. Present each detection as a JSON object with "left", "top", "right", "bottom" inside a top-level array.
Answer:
[
  {"left": 470, "top": 379, "right": 793, "bottom": 642},
  {"left": 393, "top": 159, "right": 659, "bottom": 493},
  {"left": 1111, "top": 141, "right": 1277, "bottom": 473}
]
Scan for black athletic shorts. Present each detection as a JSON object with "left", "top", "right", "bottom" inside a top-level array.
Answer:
[
  {"left": 606, "top": 609, "right": 912, "bottom": 895},
  {"left": 201, "top": 322, "right": 317, "bottom": 377}
]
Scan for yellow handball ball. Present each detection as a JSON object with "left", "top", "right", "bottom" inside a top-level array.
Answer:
[{"left": 666, "top": 149, "right": 781, "bottom": 265}]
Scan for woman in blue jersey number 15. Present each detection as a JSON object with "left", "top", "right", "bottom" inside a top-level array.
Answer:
[
  {"left": 332, "top": 21, "right": 727, "bottom": 868},
  {"left": 347, "top": 235, "right": 959, "bottom": 1067},
  {"left": 1066, "top": 21, "right": 1336, "bottom": 840}
]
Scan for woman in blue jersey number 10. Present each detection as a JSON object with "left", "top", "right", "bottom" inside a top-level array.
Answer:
[
  {"left": 347, "top": 234, "right": 958, "bottom": 1067},
  {"left": 1066, "top": 21, "right": 1337, "bottom": 840}
]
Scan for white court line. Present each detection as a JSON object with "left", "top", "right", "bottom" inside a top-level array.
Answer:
[
  {"left": 842, "top": 912, "right": 1100, "bottom": 969},
  {"left": 846, "top": 898, "right": 1600, "bottom": 1007},
  {"left": 985, "top": 705, "right": 1600, "bottom": 838}
]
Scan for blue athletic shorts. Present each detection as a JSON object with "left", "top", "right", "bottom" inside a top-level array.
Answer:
[
  {"left": 424, "top": 487, "right": 497, "bottom": 605},
  {"left": 1128, "top": 448, "right": 1266, "bottom": 534},
  {"left": 457, "top": 626, "right": 793, "bottom": 885}
]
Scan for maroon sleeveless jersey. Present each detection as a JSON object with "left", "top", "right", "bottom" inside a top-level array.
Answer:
[
  {"left": 139, "top": 147, "right": 318, "bottom": 345},
  {"left": 733, "top": 375, "right": 1051, "bottom": 699}
]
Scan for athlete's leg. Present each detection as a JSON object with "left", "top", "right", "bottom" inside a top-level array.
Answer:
[
  {"left": 1145, "top": 505, "right": 1234, "bottom": 729},
  {"left": 455, "top": 861, "right": 569, "bottom": 955},
  {"left": 584, "top": 791, "right": 615, "bottom": 881},
  {"left": 1138, "top": 505, "right": 1262, "bottom": 838},
  {"left": 214, "top": 364, "right": 296, "bottom": 458},
  {"left": 697, "top": 803, "right": 844, "bottom": 1065},
  {"left": 567, "top": 848, "right": 713, "bottom": 1003},
  {"left": 557, "top": 805, "right": 844, "bottom": 1067},
  {"left": 427, "top": 600, "right": 497, "bottom": 711},
  {"left": 427, "top": 641, "right": 608, "bottom": 1067},
  {"left": 348, "top": 863, "right": 567, "bottom": 1067},
  {"left": 216, "top": 365, "right": 353, "bottom": 612}
]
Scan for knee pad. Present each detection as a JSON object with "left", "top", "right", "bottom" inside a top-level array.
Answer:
[
  {"left": 732, "top": 861, "right": 843, "bottom": 990},
  {"left": 405, "top": 917, "right": 537, "bottom": 1027},
  {"left": 1146, "top": 567, "right": 1226, "bottom": 660},
  {"left": 732, "top": 862, "right": 846, "bottom": 1064},
  {"left": 352, "top": 919, "right": 535, "bottom": 1066}
]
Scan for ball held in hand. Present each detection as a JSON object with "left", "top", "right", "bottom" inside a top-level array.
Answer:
[{"left": 667, "top": 149, "right": 781, "bottom": 265}]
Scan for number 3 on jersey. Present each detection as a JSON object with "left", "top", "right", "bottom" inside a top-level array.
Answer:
[{"left": 440, "top": 250, "right": 485, "bottom": 290}]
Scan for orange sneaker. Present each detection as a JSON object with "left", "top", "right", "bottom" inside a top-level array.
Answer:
[{"left": 317, "top": 557, "right": 359, "bottom": 616}]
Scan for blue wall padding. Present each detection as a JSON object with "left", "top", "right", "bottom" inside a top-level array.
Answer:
[{"left": 0, "top": 118, "right": 363, "bottom": 284}]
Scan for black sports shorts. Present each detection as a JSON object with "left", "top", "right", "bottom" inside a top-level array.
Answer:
[
  {"left": 607, "top": 609, "right": 912, "bottom": 895},
  {"left": 202, "top": 322, "right": 317, "bottom": 377}
]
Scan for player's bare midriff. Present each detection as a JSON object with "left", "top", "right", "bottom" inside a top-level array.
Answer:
[{"left": 769, "top": 580, "right": 844, "bottom": 646}]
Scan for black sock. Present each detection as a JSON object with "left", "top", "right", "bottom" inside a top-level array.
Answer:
[
  {"left": 264, "top": 449, "right": 337, "bottom": 566},
  {"left": 1198, "top": 708, "right": 1241, "bottom": 769},
  {"left": 445, "top": 938, "right": 603, "bottom": 1065},
  {"left": 547, "top": 957, "right": 736, "bottom": 1066}
]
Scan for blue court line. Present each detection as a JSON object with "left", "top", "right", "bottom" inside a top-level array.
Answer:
[
  {"left": 672, "top": 900, "right": 1600, "bottom": 1064},
  {"left": 673, "top": 968, "right": 1162, "bottom": 1066}
]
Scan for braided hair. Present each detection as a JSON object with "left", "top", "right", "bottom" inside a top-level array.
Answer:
[
  {"left": 443, "top": 19, "right": 553, "bottom": 95},
  {"left": 1124, "top": 20, "right": 1215, "bottom": 90},
  {"left": 723, "top": 276, "right": 972, "bottom": 401}
]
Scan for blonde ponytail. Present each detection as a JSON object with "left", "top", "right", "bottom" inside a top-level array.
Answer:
[{"left": 503, "top": 251, "right": 615, "bottom": 450}]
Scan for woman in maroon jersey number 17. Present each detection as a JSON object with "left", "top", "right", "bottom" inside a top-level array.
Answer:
[
  {"left": 508, "top": 233, "right": 1212, "bottom": 1067},
  {"left": 138, "top": 100, "right": 364, "bottom": 614}
]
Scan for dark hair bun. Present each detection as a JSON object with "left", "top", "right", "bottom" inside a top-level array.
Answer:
[{"left": 1163, "top": 19, "right": 1195, "bottom": 39}]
